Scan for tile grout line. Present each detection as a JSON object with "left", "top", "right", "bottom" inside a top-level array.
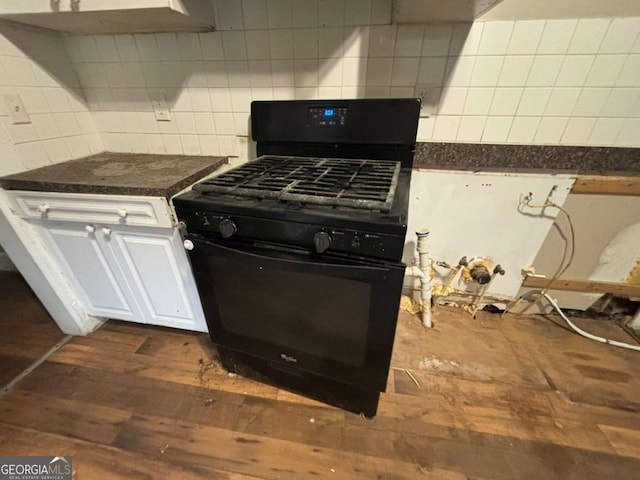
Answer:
[{"left": 0, "top": 334, "right": 73, "bottom": 398}]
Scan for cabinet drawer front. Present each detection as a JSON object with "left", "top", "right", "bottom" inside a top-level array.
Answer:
[{"left": 8, "top": 191, "right": 174, "bottom": 227}]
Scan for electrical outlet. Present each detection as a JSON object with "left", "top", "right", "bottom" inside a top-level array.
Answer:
[
  {"left": 150, "top": 93, "right": 171, "bottom": 121},
  {"left": 4, "top": 94, "right": 31, "bottom": 124},
  {"left": 414, "top": 84, "right": 438, "bottom": 118}
]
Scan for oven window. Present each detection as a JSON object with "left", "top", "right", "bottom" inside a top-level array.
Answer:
[{"left": 209, "top": 255, "right": 371, "bottom": 367}]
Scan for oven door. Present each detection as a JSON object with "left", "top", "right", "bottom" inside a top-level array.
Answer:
[{"left": 187, "top": 234, "right": 405, "bottom": 392}]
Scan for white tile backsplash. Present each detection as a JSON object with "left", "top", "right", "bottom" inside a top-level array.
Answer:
[
  {"left": 585, "top": 55, "right": 626, "bottom": 86},
  {"left": 482, "top": 116, "right": 512, "bottom": 142},
  {"left": 517, "top": 88, "right": 551, "bottom": 116},
  {"left": 534, "top": 117, "right": 568, "bottom": 144},
  {"left": 617, "top": 55, "right": 640, "bottom": 86},
  {"left": 422, "top": 24, "right": 453, "bottom": 57},
  {"left": 294, "top": 29, "right": 319, "bottom": 59},
  {"left": 497, "top": 56, "right": 533, "bottom": 86},
  {"left": 588, "top": 117, "right": 624, "bottom": 145},
  {"left": 537, "top": 20, "right": 577, "bottom": 54},
  {"left": 562, "top": 117, "right": 596, "bottom": 144},
  {"left": 243, "top": 0, "right": 269, "bottom": 30},
  {"left": 508, "top": 116, "right": 540, "bottom": 143},
  {"left": 463, "top": 87, "right": 494, "bottom": 115},
  {"left": 506, "top": 21, "right": 544, "bottom": 55},
  {"left": 319, "top": 0, "right": 345, "bottom": 27},
  {"left": 555, "top": 55, "right": 595, "bottom": 87},
  {"left": 545, "top": 88, "right": 581, "bottom": 116},
  {"left": 599, "top": 18, "right": 640, "bottom": 53},
  {"left": 369, "top": 26, "right": 397, "bottom": 57},
  {"left": 391, "top": 58, "right": 419, "bottom": 86},
  {"left": 395, "top": 26, "right": 424, "bottom": 57},
  {"left": 345, "top": 0, "right": 371, "bottom": 26},
  {"left": 0, "top": 26, "right": 101, "bottom": 175},
  {"left": 568, "top": 19, "right": 610, "bottom": 54},
  {"left": 526, "top": 55, "right": 563, "bottom": 86},
  {"left": 267, "top": 0, "right": 293, "bottom": 29},
  {"left": 432, "top": 115, "right": 461, "bottom": 140},
  {"left": 417, "top": 57, "right": 447, "bottom": 86},
  {"left": 20, "top": 3, "right": 632, "bottom": 155},
  {"left": 477, "top": 22, "right": 514, "bottom": 55},
  {"left": 444, "top": 56, "right": 475, "bottom": 87},
  {"left": 469, "top": 56, "right": 504, "bottom": 87},
  {"left": 457, "top": 116, "right": 486, "bottom": 142},
  {"left": 489, "top": 88, "right": 522, "bottom": 116}
]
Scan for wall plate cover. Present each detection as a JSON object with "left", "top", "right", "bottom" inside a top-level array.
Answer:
[{"left": 4, "top": 94, "right": 31, "bottom": 124}]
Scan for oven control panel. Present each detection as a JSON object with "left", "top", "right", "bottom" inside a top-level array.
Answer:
[
  {"left": 307, "top": 107, "right": 347, "bottom": 127},
  {"left": 176, "top": 209, "right": 404, "bottom": 262}
]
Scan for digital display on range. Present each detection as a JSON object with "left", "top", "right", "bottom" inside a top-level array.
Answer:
[{"left": 307, "top": 107, "right": 347, "bottom": 127}]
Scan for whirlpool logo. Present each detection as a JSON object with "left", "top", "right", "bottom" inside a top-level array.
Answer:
[
  {"left": 280, "top": 353, "right": 298, "bottom": 363},
  {"left": 0, "top": 456, "right": 72, "bottom": 480}
]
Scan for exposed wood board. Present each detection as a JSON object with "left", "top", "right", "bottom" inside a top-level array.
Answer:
[
  {"left": 571, "top": 176, "right": 640, "bottom": 196},
  {"left": 522, "top": 276, "right": 640, "bottom": 297}
]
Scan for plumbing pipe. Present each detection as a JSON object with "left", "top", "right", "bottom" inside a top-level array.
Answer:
[
  {"left": 542, "top": 293, "right": 640, "bottom": 352},
  {"left": 469, "top": 264, "right": 505, "bottom": 318},
  {"left": 433, "top": 256, "right": 468, "bottom": 309},
  {"left": 630, "top": 305, "right": 640, "bottom": 331},
  {"left": 415, "top": 228, "right": 432, "bottom": 328}
]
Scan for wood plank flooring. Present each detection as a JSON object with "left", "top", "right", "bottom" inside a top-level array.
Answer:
[
  {"left": 1, "top": 271, "right": 639, "bottom": 479},
  {"left": 0, "top": 271, "right": 64, "bottom": 386}
]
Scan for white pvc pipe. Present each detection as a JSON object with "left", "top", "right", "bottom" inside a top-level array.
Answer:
[
  {"left": 416, "top": 229, "right": 432, "bottom": 328},
  {"left": 542, "top": 293, "right": 640, "bottom": 352},
  {"left": 630, "top": 305, "right": 640, "bottom": 331}
]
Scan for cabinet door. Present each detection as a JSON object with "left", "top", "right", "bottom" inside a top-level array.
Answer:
[
  {"left": 110, "top": 227, "right": 207, "bottom": 332},
  {"left": 44, "top": 224, "right": 141, "bottom": 322}
]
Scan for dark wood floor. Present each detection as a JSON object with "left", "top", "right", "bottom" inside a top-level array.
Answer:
[
  {"left": 0, "top": 271, "right": 65, "bottom": 386},
  {"left": 1, "top": 271, "right": 639, "bottom": 479}
]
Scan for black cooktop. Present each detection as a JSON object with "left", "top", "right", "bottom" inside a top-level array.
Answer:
[{"left": 193, "top": 155, "right": 401, "bottom": 212}]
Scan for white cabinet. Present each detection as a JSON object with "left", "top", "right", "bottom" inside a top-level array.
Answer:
[
  {"left": 0, "top": 0, "right": 215, "bottom": 35},
  {"left": 7, "top": 190, "right": 207, "bottom": 332},
  {"left": 110, "top": 226, "right": 205, "bottom": 330},
  {"left": 45, "top": 222, "right": 140, "bottom": 322}
]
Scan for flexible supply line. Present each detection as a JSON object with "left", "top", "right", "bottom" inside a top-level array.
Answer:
[
  {"left": 505, "top": 197, "right": 576, "bottom": 316},
  {"left": 542, "top": 293, "right": 640, "bottom": 352}
]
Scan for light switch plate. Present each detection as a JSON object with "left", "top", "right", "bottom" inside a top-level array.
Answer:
[
  {"left": 4, "top": 94, "right": 31, "bottom": 124},
  {"left": 150, "top": 93, "right": 171, "bottom": 121}
]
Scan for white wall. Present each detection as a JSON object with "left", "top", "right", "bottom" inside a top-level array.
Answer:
[
  {"left": 405, "top": 169, "right": 576, "bottom": 299},
  {"left": 60, "top": 0, "right": 640, "bottom": 158},
  {"left": 0, "top": 24, "right": 102, "bottom": 176}
]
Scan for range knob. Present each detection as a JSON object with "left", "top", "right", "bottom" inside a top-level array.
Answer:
[
  {"left": 219, "top": 218, "right": 237, "bottom": 239},
  {"left": 313, "top": 231, "right": 332, "bottom": 253}
]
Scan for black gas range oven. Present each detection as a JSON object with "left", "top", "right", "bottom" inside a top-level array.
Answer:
[{"left": 174, "top": 99, "right": 420, "bottom": 416}]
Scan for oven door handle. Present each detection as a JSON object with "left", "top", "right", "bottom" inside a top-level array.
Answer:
[{"left": 192, "top": 237, "right": 393, "bottom": 273}]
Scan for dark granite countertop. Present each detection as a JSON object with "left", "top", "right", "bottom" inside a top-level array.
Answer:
[
  {"left": 413, "top": 143, "right": 640, "bottom": 176},
  {"left": 0, "top": 152, "right": 228, "bottom": 198}
]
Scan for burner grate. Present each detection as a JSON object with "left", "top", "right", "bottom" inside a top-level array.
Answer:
[{"left": 194, "top": 156, "right": 401, "bottom": 211}]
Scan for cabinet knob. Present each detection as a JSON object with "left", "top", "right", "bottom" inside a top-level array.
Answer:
[
  {"left": 183, "top": 239, "right": 194, "bottom": 251},
  {"left": 37, "top": 204, "right": 50, "bottom": 214},
  {"left": 102, "top": 227, "right": 112, "bottom": 236},
  {"left": 85, "top": 225, "right": 95, "bottom": 233},
  {"left": 117, "top": 209, "right": 128, "bottom": 219}
]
